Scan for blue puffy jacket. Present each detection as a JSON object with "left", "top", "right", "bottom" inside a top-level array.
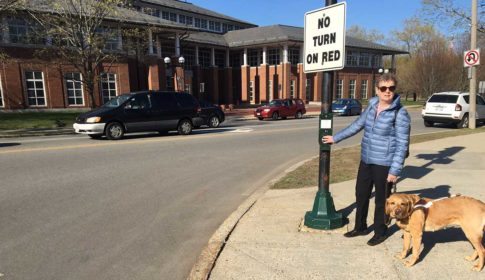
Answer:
[{"left": 333, "top": 95, "right": 411, "bottom": 176}]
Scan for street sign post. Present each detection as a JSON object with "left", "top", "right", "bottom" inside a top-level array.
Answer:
[{"left": 303, "top": 0, "right": 347, "bottom": 230}]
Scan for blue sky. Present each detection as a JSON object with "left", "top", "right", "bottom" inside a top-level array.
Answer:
[{"left": 188, "top": 0, "right": 469, "bottom": 37}]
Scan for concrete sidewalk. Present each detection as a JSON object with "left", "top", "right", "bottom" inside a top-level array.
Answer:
[{"left": 196, "top": 132, "right": 485, "bottom": 280}]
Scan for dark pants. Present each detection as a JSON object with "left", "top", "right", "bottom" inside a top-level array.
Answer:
[{"left": 353, "top": 161, "right": 391, "bottom": 236}]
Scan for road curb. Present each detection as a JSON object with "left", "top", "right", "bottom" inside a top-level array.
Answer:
[{"left": 186, "top": 157, "right": 316, "bottom": 280}]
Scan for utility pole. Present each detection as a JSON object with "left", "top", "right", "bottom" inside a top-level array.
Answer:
[{"left": 469, "top": 0, "right": 478, "bottom": 129}]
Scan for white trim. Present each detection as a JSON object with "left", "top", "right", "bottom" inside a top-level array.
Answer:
[
  {"left": 243, "top": 48, "right": 248, "bottom": 66},
  {"left": 262, "top": 46, "right": 267, "bottom": 65},
  {"left": 65, "top": 72, "right": 85, "bottom": 106},
  {"left": 0, "top": 73, "right": 4, "bottom": 107},
  {"left": 25, "top": 71, "right": 47, "bottom": 107},
  {"left": 100, "top": 72, "right": 118, "bottom": 104}
]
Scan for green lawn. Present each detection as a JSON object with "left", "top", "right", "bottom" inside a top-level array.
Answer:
[{"left": 0, "top": 112, "right": 82, "bottom": 130}]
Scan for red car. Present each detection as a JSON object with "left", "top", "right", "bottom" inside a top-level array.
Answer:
[{"left": 254, "top": 98, "right": 306, "bottom": 120}]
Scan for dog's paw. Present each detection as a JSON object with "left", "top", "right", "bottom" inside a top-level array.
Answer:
[
  {"left": 404, "top": 259, "right": 417, "bottom": 267},
  {"left": 394, "top": 252, "right": 407, "bottom": 260},
  {"left": 471, "top": 263, "right": 483, "bottom": 272}
]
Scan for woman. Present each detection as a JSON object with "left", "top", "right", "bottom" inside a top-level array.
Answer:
[{"left": 323, "top": 73, "right": 411, "bottom": 246}]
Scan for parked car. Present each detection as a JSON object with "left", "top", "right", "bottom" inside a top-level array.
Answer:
[
  {"left": 331, "top": 98, "right": 362, "bottom": 116},
  {"left": 421, "top": 91, "right": 485, "bottom": 128},
  {"left": 73, "top": 91, "right": 202, "bottom": 140},
  {"left": 195, "top": 99, "right": 225, "bottom": 128},
  {"left": 254, "top": 98, "right": 306, "bottom": 120}
]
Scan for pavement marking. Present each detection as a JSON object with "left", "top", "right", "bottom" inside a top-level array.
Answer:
[{"left": 0, "top": 126, "right": 313, "bottom": 155}]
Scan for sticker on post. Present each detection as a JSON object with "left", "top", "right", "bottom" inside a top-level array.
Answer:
[{"left": 320, "top": 120, "right": 332, "bottom": 129}]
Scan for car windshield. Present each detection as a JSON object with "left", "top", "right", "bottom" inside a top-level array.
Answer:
[
  {"left": 428, "top": 95, "right": 458, "bottom": 103},
  {"left": 269, "top": 100, "right": 283, "bottom": 107},
  {"left": 102, "top": 94, "right": 132, "bottom": 108},
  {"left": 333, "top": 99, "right": 349, "bottom": 105}
]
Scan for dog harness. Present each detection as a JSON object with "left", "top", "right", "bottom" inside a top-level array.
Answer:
[{"left": 413, "top": 194, "right": 460, "bottom": 209}]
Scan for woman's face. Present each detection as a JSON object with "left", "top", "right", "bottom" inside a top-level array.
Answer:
[{"left": 376, "top": 80, "right": 396, "bottom": 104}]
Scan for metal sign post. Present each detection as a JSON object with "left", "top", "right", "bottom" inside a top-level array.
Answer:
[{"left": 303, "top": 0, "right": 347, "bottom": 230}]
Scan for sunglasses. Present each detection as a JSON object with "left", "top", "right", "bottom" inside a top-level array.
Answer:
[{"left": 378, "top": 86, "right": 396, "bottom": 92}]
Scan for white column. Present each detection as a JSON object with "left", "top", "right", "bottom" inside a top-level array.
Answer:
[
  {"left": 175, "top": 34, "right": 181, "bottom": 57},
  {"left": 148, "top": 29, "right": 154, "bottom": 55},
  {"left": 117, "top": 28, "right": 123, "bottom": 50},
  {"left": 243, "top": 48, "right": 248, "bottom": 66},
  {"left": 2, "top": 17, "right": 9, "bottom": 43},
  {"left": 211, "top": 48, "right": 215, "bottom": 67},
  {"left": 195, "top": 46, "right": 200, "bottom": 66},
  {"left": 225, "top": 49, "right": 230, "bottom": 67},
  {"left": 283, "top": 44, "right": 288, "bottom": 64},
  {"left": 262, "top": 46, "right": 267, "bottom": 65},
  {"left": 156, "top": 35, "right": 161, "bottom": 58}
]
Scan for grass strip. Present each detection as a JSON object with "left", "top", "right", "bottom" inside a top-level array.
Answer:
[
  {"left": 0, "top": 112, "right": 82, "bottom": 130},
  {"left": 272, "top": 127, "right": 485, "bottom": 189}
]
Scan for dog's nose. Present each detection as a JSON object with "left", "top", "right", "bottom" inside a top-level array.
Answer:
[{"left": 395, "top": 208, "right": 402, "bottom": 214}]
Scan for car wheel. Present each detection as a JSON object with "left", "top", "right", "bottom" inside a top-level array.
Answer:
[
  {"left": 456, "top": 114, "right": 469, "bottom": 128},
  {"left": 88, "top": 134, "right": 102, "bottom": 139},
  {"left": 424, "top": 120, "right": 434, "bottom": 127},
  {"left": 272, "top": 112, "right": 279, "bottom": 120},
  {"left": 257, "top": 117, "right": 264, "bottom": 121},
  {"left": 177, "top": 119, "right": 193, "bottom": 135},
  {"left": 295, "top": 111, "right": 303, "bottom": 119},
  {"left": 208, "top": 115, "right": 220, "bottom": 128},
  {"left": 105, "top": 122, "right": 124, "bottom": 140}
]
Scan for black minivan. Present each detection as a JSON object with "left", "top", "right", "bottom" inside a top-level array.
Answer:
[{"left": 73, "top": 91, "right": 203, "bottom": 140}]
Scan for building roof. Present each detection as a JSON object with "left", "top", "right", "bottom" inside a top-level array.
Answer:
[
  {"left": 223, "top": 25, "right": 407, "bottom": 55},
  {"left": 140, "top": 0, "right": 257, "bottom": 27}
]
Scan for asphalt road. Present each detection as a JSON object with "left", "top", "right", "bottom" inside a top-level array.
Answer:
[{"left": 0, "top": 110, "right": 449, "bottom": 280}]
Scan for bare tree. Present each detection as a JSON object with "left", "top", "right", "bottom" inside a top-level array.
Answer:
[
  {"left": 423, "top": 0, "right": 485, "bottom": 34},
  {"left": 0, "top": 0, "right": 21, "bottom": 12},
  {"left": 26, "top": 0, "right": 132, "bottom": 108},
  {"left": 347, "top": 25, "right": 385, "bottom": 43},
  {"left": 391, "top": 17, "right": 438, "bottom": 57}
]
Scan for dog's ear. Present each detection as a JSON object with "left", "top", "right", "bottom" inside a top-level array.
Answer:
[{"left": 408, "top": 194, "right": 421, "bottom": 206}]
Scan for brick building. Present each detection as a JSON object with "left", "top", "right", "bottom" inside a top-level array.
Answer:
[{"left": 0, "top": 0, "right": 406, "bottom": 110}]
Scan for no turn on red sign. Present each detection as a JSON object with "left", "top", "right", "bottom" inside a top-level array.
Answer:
[
  {"left": 304, "top": 2, "right": 346, "bottom": 73},
  {"left": 464, "top": 49, "right": 480, "bottom": 67}
]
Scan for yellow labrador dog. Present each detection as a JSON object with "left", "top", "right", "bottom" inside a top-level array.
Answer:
[{"left": 386, "top": 193, "right": 485, "bottom": 271}]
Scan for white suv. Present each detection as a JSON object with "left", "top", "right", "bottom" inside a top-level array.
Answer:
[{"left": 421, "top": 91, "right": 485, "bottom": 128}]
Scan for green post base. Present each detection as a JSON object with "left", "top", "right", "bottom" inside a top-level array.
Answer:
[{"left": 304, "top": 190, "right": 347, "bottom": 230}]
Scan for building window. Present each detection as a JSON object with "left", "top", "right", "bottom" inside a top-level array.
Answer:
[
  {"left": 359, "top": 52, "right": 370, "bottom": 67},
  {"left": 169, "top": 13, "right": 177, "bottom": 22},
  {"left": 194, "top": 18, "right": 201, "bottom": 28},
  {"left": 289, "top": 48, "right": 300, "bottom": 65},
  {"left": 65, "top": 72, "right": 84, "bottom": 106},
  {"left": 160, "top": 40, "right": 175, "bottom": 58},
  {"left": 215, "top": 22, "right": 221, "bottom": 32},
  {"left": 215, "top": 50, "right": 225, "bottom": 68},
  {"left": 200, "top": 19, "right": 208, "bottom": 29},
  {"left": 229, "top": 51, "right": 241, "bottom": 67},
  {"left": 209, "top": 21, "right": 215, "bottom": 31},
  {"left": 0, "top": 74, "right": 4, "bottom": 107},
  {"left": 227, "top": 24, "right": 234, "bottom": 31},
  {"left": 222, "top": 23, "right": 228, "bottom": 33},
  {"left": 248, "top": 50, "right": 259, "bottom": 66},
  {"left": 100, "top": 73, "right": 117, "bottom": 104},
  {"left": 142, "top": 7, "right": 160, "bottom": 17},
  {"left": 8, "top": 17, "right": 43, "bottom": 45},
  {"left": 267, "top": 48, "right": 280, "bottom": 65},
  {"left": 25, "top": 71, "right": 46, "bottom": 106},
  {"left": 372, "top": 55, "right": 381, "bottom": 68},
  {"left": 349, "top": 79, "right": 356, "bottom": 99},
  {"left": 305, "top": 79, "right": 312, "bottom": 101},
  {"left": 186, "top": 16, "right": 193, "bottom": 26},
  {"left": 97, "top": 27, "right": 119, "bottom": 51},
  {"left": 360, "top": 80, "right": 368, "bottom": 99},
  {"left": 182, "top": 47, "right": 195, "bottom": 68},
  {"left": 336, "top": 79, "right": 343, "bottom": 99},
  {"left": 290, "top": 80, "right": 295, "bottom": 98},
  {"left": 161, "top": 11, "right": 169, "bottom": 20},
  {"left": 346, "top": 51, "right": 358, "bottom": 67},
  {"left": 198, "top": 48, "right": 211, "bottom": 67},
  {"left": 249, "top": 81, "right": 254, "bottom": 102},
  {"left": 179, "top": 14, "right": 186, "bottom": 24}
]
